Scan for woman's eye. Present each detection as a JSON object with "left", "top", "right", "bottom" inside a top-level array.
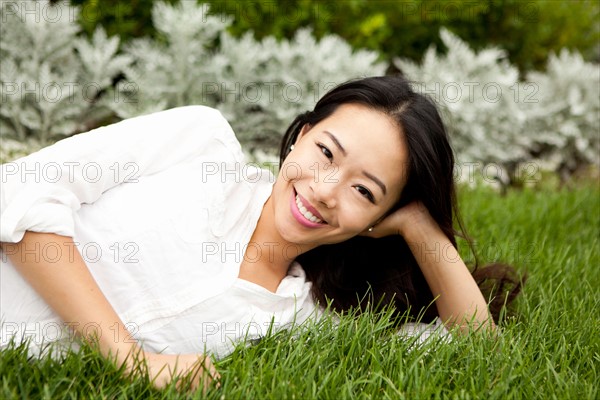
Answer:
[
  {"left": 317, "top": 144, "right": 333, "bottom": 161},
  {"left": 355, "top": 186, "right": 375, "bottom": 203}
]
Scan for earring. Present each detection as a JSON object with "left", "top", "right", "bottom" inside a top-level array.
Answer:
[
  {"left": 289, "top": 144, "right": 295, "bottom": 151},
  {"left": 368, "top": 226, "right": 374, "bottom": 232}
]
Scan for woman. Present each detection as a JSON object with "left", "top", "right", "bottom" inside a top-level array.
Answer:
[{"left": 0, "top": 76, "right": 521, "bottom": 391}]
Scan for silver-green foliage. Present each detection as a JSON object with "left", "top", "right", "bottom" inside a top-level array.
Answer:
[
  {"left": 2, "top": 1, "right": 597, "bottom": 179},
  {"left": 110, "top": 1, "right": 226, "bottom": 119},
  {"left": 213, "top": 28, "right": 386, "bottom": 149},
  {"left": 112, "top": 1, "right": 386, "bottom": 150},
  {"left": 394, "top": 28, "right": 599, "bottom": 179},
  {"left": 0, "top": 0, "right": 131, "bottom": 146},
  {"left": 525, "top": 50, "right": 600, "bottom": 176}
]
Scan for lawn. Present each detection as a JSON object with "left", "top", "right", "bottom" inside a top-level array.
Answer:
[{"left": 1, "top": 182, "right": 598, "bottom": 399}]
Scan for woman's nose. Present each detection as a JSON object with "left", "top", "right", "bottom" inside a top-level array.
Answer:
[{"left": 310, "top": 177, "right": 337, "bottom": 208}]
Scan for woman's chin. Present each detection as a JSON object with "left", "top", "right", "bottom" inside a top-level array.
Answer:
[{"left": 274, "top": 225, "right": 318, "bottom": 247}]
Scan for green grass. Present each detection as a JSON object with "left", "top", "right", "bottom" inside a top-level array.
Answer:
[{"left": 1, "top": 183, "right": 598, "bottom": 399}]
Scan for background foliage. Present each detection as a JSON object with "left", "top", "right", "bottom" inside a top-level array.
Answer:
[
  {"left": 2, "top": 0, "right": 599, "bottom": 185},
  {"left": 396, "top": 28, "right": 600, "bottom": 182},
  {"left": 0, "top": 1, "right": 131, "bottom": 145},
  {"left": 68, "top": 0, "right": 600, "bottom": 74}
]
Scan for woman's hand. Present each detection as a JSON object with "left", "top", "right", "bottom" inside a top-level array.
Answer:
[
  {"left": 360, "top": 200, "right": 437, "bottom": 239},
  {"left": 131, "top": 351, "right": 220, "bottom": 393}
]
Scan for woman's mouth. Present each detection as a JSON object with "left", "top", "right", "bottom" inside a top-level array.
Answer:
[{"left": 290, "top": 189, "right": 327, "bottom": 228}]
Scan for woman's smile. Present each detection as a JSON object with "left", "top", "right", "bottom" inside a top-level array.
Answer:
[{"left": 290, "top": 187, "right": 328, "bottom": 228}]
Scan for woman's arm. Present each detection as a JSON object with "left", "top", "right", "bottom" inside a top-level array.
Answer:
[
  {"left": 400, "top": 210, "right": 495, "bottom": 333},
  {"left": 1, "top": 231, "right": 218, "bottom": 391},
  {"left": 0, "top": 106, "right": 233, "bottom": 391},
  {"left": 0, "top": 105, "right": 238, "bottom": 244},
  {"left": 364, "top": 201, "right": 495, "bottom": 333}
]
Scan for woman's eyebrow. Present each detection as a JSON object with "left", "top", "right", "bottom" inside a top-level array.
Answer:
[
  {"left": 324, "top": 130, "right": 387, "bottom": 196},
  {"left": 324, "top": 130, "right": 346, "bottom": 156},
  {"left": 363, "top": 171, "right": 387, "bottom": 195}
]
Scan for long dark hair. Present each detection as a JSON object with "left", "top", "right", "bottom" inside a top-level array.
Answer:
[{"left": 279, "top": 75, "right": 523, "bottom": 324}]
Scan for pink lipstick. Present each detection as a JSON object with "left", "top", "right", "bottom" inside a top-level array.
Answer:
[{"left": 290, "top": 188, "right": 327, "bottom": 228}]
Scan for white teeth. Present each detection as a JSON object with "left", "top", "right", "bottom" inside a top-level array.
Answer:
[{"left": 295, "top": 194, "right": 323, "bottom": 223}]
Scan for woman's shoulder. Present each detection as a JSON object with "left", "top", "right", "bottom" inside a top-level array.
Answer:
[
  {"left": 139, "top": 104, "right": 225, "bottom": 121},
  {"left": 109, "top": 105, "right": 238, "bottom": 145},
  {"left": 143, "top": 105, "right": 236, "bottom": 140},
  {"left": 123, "top": 105, "right": 246, "bottom": 168},
  {"left": 173, "top": 105, "right": 245, "bottom": 160}
]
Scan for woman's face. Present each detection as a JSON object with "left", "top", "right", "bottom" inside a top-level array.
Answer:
[{"left": 271, "top": 103, "right": 409, "bottom": 247}]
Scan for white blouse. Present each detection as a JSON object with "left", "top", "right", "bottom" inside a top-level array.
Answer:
[{"left": 0, "top": 105, "right": 320, "bottom": 358}]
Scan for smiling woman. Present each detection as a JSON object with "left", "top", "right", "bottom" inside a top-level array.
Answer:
[
  {"left": 276, "top": 77, "right": 524, "bottom": 329},
  {"left": 0, "top": 75, "right": 523, "bottom": 392}
]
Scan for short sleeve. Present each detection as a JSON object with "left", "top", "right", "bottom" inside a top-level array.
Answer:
[{"left": 0, "top": 105, "right": 240, "bottom": 243}]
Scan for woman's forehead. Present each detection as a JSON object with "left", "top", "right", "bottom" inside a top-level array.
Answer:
[{"left": 317, "top": 104, "right": 406, "bottom": 158}]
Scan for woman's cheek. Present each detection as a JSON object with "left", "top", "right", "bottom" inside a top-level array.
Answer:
[
  {"left": 282, "top": 156, "right": 313, "bottom": 183},
  {"left": 337, "top": 216, "right": 365, "bottom": 236}
]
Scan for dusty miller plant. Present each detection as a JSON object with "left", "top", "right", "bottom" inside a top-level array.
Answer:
[
  {"left": 0, "top": 0, "right": 131, "bottom": 146},
  {"left": 214, "top": 28, "right": 386, "bottom": 152},
  {"left": 394, "top": 28, "right": 599, "bottom": 183},
  {"left": 109, "top": 1, "right": 227, "bottom": 119},
  {"left": 524, "top": 50, "right": 600, "bottom": 178},
  {"left": 112, "top": 1, "right": 386, "bottom": 154},
  {"left": 394, "top": 28, "right": 530, "bottom": 184}
]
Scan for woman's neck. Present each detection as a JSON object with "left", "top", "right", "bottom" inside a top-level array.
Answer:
[{"left": 238, "top": 195, "right": 316, "bottom": 291}]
